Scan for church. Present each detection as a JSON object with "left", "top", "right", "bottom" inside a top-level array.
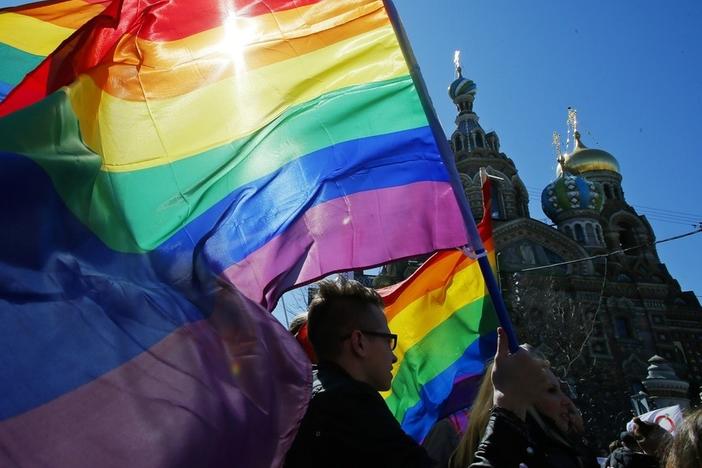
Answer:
[{"left": 372, "top": 63, "right": 702, "bottom": 443}]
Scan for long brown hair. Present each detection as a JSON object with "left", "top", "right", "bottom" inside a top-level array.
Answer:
[{"left": 449, "top": 361, "right": 494, "bottom": 468}]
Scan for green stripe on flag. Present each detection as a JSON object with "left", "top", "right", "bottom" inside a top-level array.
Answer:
[
  {"left": 1, "top": 75, "right": 429, "bottom": 252},
  {"left": 385, "top": 297, "right": 499, "bottom": 424},
  {"left": 0, "top": 43, "right": 43, "bottom": 87}
]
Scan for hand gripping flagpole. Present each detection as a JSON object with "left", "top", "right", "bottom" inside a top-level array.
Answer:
[{"left": 384, "top": 0, "right": 519, "bottom": 353}]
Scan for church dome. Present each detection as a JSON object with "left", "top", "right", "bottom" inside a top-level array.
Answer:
[
  {"left": 448, "top": 73, "right": 476, "bottom": 101},
  {"left": 556, "top": 131, "right": 620, "bottom": 176},
  {"left": 541, "top": 173, "right": 604, "bottom": 222}
]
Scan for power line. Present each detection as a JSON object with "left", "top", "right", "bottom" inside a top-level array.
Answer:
[
  {"left": 515, "top": 225, "right": 702, "bottom": 273},
  {"left": 632, "top": 204, "right": 702, "bottom": 219}
]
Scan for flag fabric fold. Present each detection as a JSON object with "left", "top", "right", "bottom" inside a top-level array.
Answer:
[
  {"left": 1, "top": 0, "right": 471, "bottom": 308},
  {"left": 0, "top": 0, "right": 109, "bottom": 100},
  {"left": 0, "top": 0, "right": 478, "bottom": 465},
  {"left": 379, "top": 176, "right": 498, "bottom": 442}
]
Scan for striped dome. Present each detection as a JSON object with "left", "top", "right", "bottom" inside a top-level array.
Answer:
[
  {"left": 541, "top": 173, "right": 604, "bottom": 222},
  {"left": 448, "top": 76, "right": 477, "bottom": 101}
]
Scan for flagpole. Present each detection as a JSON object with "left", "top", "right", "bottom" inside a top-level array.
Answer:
[{"left": 384, "top": 0, "right": 519, "bottom": 352}]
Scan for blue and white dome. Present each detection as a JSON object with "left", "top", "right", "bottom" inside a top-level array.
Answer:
[
  {"left": 541, "top": 173, "right": 604, "bottom": 222},
  {"left": 448, "top": 72, "right": 477, "bottom": 101}
]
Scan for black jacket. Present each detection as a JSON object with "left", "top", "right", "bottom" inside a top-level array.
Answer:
[
  {"left": 470, "top": 408, "right": 599, "bottom": 468},
  {"left": 284, "top": 362, "right": 433, "bottom": 468},
  {"left": 605, "top": 447, "right": 659, "bottom": 468},
  {"left": 470, "top": 407, "right": 546, "bottom": 468}
]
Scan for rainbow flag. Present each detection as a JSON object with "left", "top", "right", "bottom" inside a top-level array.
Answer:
[
  {"left": 0, "top": 0, "right": 109, "bottom": 99},
  {"left": 0, "top": 0, "right": 470, "bottom": 308},
  {"left": 379, "top": 178, "right": 498, "bottom": 441},
  {"left": 0, "top": 0, "right": 476, "bottom": 465}
]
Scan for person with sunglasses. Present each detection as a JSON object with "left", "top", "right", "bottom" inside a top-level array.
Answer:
[{"left": 284, "top": 278, "right": 434, "bottom": 468}]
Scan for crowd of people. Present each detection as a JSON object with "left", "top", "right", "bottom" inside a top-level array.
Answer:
[{"left": 283, "top": 278, "right": 701, "bottom": 467}]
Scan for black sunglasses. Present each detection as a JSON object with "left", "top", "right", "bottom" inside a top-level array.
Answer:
[{"left": 341, "top": 330, "right": 398, "bottom": 351}]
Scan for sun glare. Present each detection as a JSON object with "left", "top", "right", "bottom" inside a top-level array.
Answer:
[{"left": 221, "top": 13, "right": 257, "bottom": 71}]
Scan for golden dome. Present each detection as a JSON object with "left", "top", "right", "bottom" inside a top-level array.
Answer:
[{"left": 556, "top": 131, "right": 620, "bottom": 176}]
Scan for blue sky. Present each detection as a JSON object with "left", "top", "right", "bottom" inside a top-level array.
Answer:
[{"left": 394, "top": 0, "right": 702, "bottom": 296}]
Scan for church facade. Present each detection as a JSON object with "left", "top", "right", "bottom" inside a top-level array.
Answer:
[{"left": 373, "top": 66, "right": 702, "bottom": 443}]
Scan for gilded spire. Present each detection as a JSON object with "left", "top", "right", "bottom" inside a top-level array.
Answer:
[
  {"left": 574, "top": 130, "right": 587, "bottom": 149},
  {"left": 552, "top": 131, "right": 566, "bottom": 175},
  {"left": 566, "top": 107, "right": 578, "bottom": 153},
  {"left": 567, "top": 107, "right": 578, "bottom": 134},
  {"left": 454, "top": 50, "right": 462, "bottom": 77}
]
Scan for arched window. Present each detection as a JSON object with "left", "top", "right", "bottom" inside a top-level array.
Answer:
[
  {"left": 516, "top": 192, "right": 528, "bottom": 218},
  {"left": 604, "top": 184, "right": 612, "bottom": 199},
  {"left": 596, "top": 225, "right": 604, "bottom": 244},
  {"left": 454, "top": 135, "right": 463, "bottom": 151},
  {"left": 618, "top": 224, "right": 637, "bottom": 252},
  {"left": 491, "top": 187, "right": 504, "bottom": 220},
  {"left": 585, "top": 224, "right": 595, "bottom": 244},
  {"left": 615, "top": 317, "right": 633, "bottom": 338},
  {"left": 564, "top": 225, "right": 574, "bottom": 239},
  {"left": 574, "top": 224, "right": 585, "bottom": 243},
  {"left": 475, "top": 132, "right": 484, "bottom": 148}
]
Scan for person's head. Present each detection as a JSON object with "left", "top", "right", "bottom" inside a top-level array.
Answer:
[
  {"left": 632, "top": 416, "right": 673, "bottom": 456},
  {"left": 288, "top": 313, "right": 308, "bottom": 335},
  {"left": 288, "top": 313, "right": 317, "bottom": 364},
  {"left": 307, "top": 277, "right": 397, "bottom": 391},
  {"left": 532, "top": 368, "right": 572, "bottom": 434},
  {"left": 620, "top": 431, "right": 639, "bottom": 451},
  {"left": 517, "top": 345, "right": 573, "bottom": 435},
  {"left": 449, "top": 361, "right": 495, "bottom": 468},
  {"left": 665, "top": 408, "right": 702, "bottom": 468}
]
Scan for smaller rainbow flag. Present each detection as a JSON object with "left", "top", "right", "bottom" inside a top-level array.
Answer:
[
  {"left": 0, "top": 0, "right": 109, "bottom": 99},
  {"left": 379, "top": 177, "right": 498, "bottom": 441}
]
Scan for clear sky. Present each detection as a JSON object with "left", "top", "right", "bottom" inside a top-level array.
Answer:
[{"left": 393, "top": 0, "right": 702, "bottom": 298}]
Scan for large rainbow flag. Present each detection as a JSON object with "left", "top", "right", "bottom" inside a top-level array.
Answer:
[
  {"left": 0, "top": 0, "right": 477, "bottom": 465},
  {"left": 0, "top": 0, "right": 109, "bottom": 99},
  {"left": 379, "top": 177, "right": 498, "bottom": 441},
  {"left": 0, "top": 0, "right": 471, "bottom": 309}
]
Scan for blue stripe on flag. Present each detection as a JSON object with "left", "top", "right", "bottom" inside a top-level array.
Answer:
[{"left": 400, "top": 331, "right": 497, "bottom": 441}]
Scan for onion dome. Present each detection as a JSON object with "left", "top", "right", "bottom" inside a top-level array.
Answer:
[
  {"left": 541, "top": 172, "right": 604, "bottom": 222},
  {"left": 448, "top": 68, "right": 477, "bottom": 102},
  {"left": 556, "top": 131, "right": 620, "bottom": 176}
]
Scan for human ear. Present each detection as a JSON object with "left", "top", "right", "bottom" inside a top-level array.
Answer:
[{"left": 349, "top": 330, "right": 366, "bottom": 357}]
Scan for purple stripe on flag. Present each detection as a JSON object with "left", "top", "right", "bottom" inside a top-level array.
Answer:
[
  {"left": 439, "top": 373, "right": 483, "bottom": 419},
  {"left": 0, "top": 291, "right": 312, "bottom": 468},
  {"left": 222, "top": 181, "right": 468, "bottom": 307}
]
